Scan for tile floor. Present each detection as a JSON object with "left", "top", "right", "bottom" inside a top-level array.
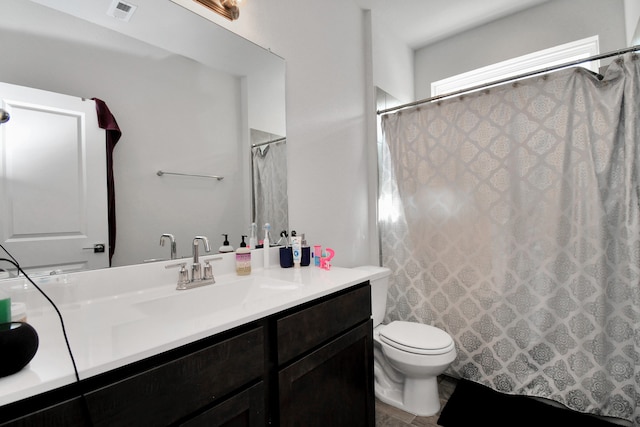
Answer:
[{"left": 374, "top": 375, "right": 458, "bottom": 427}]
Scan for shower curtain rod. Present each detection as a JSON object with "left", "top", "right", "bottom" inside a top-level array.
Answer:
[
  {"left": 377, "top": 44, "right": 640, "bottom": 115},
  {"left": 252, "top": 137, "right": 286, "bottom": 148}
]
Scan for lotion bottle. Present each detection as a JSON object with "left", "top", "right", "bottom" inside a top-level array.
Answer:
[{"left": 235, "top": 235, "right": 251, "bottom": 276}]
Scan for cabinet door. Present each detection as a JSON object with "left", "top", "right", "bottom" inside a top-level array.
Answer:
[
  {"left": 278, "top": 321, "right": 374, "bottom": 427},
  {"left": 180, "top": 382, "right": 265, "bottom": 427}
]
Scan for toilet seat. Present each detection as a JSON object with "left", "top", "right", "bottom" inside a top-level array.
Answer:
[{"left": 379, "top": 321, "right": 454, "bottom": 355}]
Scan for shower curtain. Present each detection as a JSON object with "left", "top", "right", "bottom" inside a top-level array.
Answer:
[
  {"left": 380, "top": 53, "right": 640, "bottom": 423},
  {"left": 252, "top": 141, "right": 288, "bottom": 242}
]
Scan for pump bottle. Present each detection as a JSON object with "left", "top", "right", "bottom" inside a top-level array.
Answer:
[
  {"left": 235, "top": 235, "right": 251, "bottom": 276},
  {"left": 219, "top": 234, "right": 234, "bottom": 253}
]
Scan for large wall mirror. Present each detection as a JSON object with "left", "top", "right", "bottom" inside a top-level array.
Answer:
[{"left": 0, "top": 0, "right": 286, "bottom": 275}]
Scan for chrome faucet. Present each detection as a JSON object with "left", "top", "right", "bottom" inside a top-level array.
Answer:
[
  {"left": 160, "top": 233, "right": 177, "bottom": 260},
  {"left": 166, "top": 235, "right": 216, "bottom": 290},
  {"left": 191, "top": 235, "right": 211, "bottom": 282}
]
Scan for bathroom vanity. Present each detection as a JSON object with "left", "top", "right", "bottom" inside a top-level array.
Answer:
[{"left": 0, "top": 254, "right": 375, "bottom": 426}]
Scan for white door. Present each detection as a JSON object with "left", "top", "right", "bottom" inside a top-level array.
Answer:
[{"left": 0, "top": 82, "right": 109, "bottom": 274}]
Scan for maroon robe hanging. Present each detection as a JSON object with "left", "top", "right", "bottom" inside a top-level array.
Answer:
[{"left": 92, "top": 98, "right": 121, "bottom": 266}]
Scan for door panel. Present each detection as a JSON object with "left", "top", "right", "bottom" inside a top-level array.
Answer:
[{"left": 0, "top": 82, "right": 108, "bottom": 273}]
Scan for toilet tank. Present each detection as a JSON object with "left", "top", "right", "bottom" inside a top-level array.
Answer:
[{"left": 355, "top": 266, "right": 391, "bottom": 327}]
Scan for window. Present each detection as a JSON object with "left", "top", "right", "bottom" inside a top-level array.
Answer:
[{"left": 431, "top": 36, "right": 600, "bottom": 96}]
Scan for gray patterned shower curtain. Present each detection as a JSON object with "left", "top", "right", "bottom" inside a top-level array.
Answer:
[
  {"left": 252, "top": 141, "right": 288, "bottom": 241},
  {"left": 379, "top": 53, "right": 640, "bottom": 423}
]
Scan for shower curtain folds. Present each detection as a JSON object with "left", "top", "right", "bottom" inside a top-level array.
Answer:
[
  {"left": 251, "top": 140, "right": 288, "bottom": 241},
  {"left": 379, "top": 53, "right": 640, "bottom": 424}
]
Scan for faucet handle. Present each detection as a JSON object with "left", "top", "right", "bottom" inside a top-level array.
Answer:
[
  {"left": 203, "top": 261, "right": 215, "bottom": 282},
  {"left": 165, "top": 262, "right": 190, "bottom": 288}
]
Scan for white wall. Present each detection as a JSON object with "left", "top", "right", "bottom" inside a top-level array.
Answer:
[
  {"left": 625, "top": 0, "right": 640, "bottom": 45},
  {"left": 0, "top": 1, "right": 247, "bottom": 266},
  {"left": 369, "top": 14, "right": 415, "bottom": 105},
  {"left": 199, "top": 0, "right": 374, "bottom": 267},
  {"left": 414, "top": 0, "right": 627, "bottom": 100}
]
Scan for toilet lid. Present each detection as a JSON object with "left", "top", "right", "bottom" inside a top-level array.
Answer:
[{"left": 379, "top": 321, "right": 454, "bottom": 355}]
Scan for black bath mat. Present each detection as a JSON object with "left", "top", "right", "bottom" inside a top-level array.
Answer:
[{"left": 437, "top": 379, "right": 624, "bottom": 427}]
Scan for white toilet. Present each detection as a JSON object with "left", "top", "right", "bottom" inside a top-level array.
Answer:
[{"left": 357, "top": 266, "right": 457, "bottom": 417}]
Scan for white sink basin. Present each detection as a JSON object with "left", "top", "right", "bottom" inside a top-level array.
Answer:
[{"left": 134, "top": 276, "right": 301, "bottom": 318}]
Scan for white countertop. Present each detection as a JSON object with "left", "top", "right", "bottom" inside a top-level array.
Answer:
[{"left": 0, "top": 249, "right": 374, "bottom": 406}]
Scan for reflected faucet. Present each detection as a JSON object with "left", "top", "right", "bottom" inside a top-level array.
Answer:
[
  {"left": 191, "top": 236, "right": 211, "bottom": 281},
  {"left": 160, "top": 233, "right": 177, "bottom": 260}
]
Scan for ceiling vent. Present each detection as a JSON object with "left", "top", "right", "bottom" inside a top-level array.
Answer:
[{"left": 107, "top": 0, "right": 138, "bottom": 22}]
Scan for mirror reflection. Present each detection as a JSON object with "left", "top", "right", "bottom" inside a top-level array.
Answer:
[
  {"left": 250, "top": 130, "right": 288, "bottom": 243},
  {"left": 0, "top": 0, "right": 286, "bottom": 274}
]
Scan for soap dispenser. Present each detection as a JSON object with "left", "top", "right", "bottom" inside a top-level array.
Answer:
[
  {"left": 236, "top": 235, "right": 251, "bottom": 276},
  {"left": 219, "top": 234, "right": 234, "bottom": 253}
]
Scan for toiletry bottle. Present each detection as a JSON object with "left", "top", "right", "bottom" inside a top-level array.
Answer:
[
  {"left": 291, "top": 231, "right": 302, "bottom": 268},
  {"left": 219, "top": 234, "right": 234, "bottom": 253},
  {"left": 301, "top": 234, "right": 311, "bottom": 266},
  {"left": 0, "top": 290, "right": 10, "bottom": 323},
  {"left": 263, "top": 223, "right": 271, "bottom": 269},
  {"left": 249, "top": 223, "right": 258, "bottom": 249},
  {"left": 314, "top": 245, "right": 322, "bottom": 267},
  {"left": 236, "top": 235, "right": 251, "bottom": 276}
]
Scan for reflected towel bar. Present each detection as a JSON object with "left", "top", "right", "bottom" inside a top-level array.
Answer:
[{"left": 157, "top": 170, "right": 224, "bottom": 181}]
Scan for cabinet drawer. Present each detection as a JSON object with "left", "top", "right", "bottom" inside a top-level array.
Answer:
[
  {"left": 0, "top": 397, "right": 87, "bottom": 427},
  {"left": 86, "top": 326, "right": 264, "bottom": 427},
  {"left": 277, "top": 283, "right": 370, "bottom": 365}
]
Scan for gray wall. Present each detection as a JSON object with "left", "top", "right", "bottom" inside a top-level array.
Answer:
[{"left": 415, "top": 0, "right": 627, "bottom": 100}]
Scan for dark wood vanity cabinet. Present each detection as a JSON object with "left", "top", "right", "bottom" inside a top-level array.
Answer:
[
  {"left": 0, "top": 326, "right": 266, "bottom": 427},
  {"left": 0, "top": 282, "right": 373, "bottom": 427},
  {"left": 276, "top": 284, "right": 375, "bottom": 427}
]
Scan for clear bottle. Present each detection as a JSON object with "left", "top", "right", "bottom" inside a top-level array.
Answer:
[
  {"left": 249, "top": 223, "right": 258, "bottom": 249},
  {"left": 263, "top": 223, "right": 271, "bottom": 269}
]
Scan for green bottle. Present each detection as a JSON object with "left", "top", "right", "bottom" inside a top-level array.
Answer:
[{"left": 0, "top": 290, "right": 11, "bottom": 323}]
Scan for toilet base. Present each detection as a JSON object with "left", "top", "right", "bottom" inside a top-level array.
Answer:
[{"left": 375, "top": 374, "right": 441, "bottom": 417}]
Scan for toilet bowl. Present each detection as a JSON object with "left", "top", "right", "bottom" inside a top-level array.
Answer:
[{"left": 356, "top": 266, "right": 457, "bottom": 417}]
